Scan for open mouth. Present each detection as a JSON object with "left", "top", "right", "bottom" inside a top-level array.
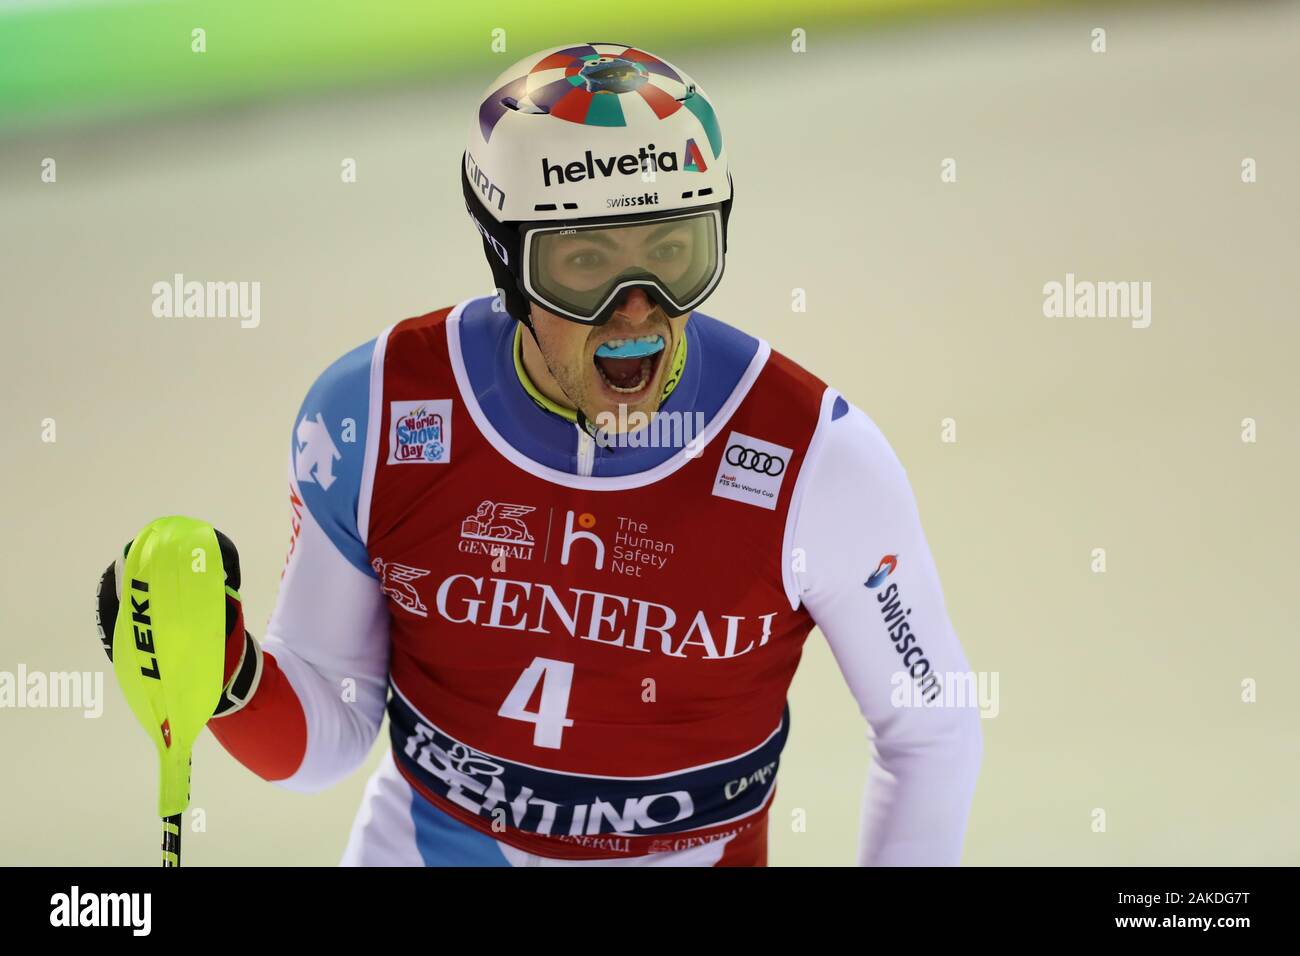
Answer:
[{"left": 593, "top": 334, "right": 666, "bottom": 396}]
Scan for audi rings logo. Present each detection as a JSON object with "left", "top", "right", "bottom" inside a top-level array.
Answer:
[
  {"left": 726, "top": 443, "right": 786, "bottom": 476},
  {"left": 713, "top": 430, "right": 793, "bottom": 512}
]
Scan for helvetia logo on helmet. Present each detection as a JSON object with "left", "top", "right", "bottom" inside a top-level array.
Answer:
[
  {"left": 682, "top": 138, "right": 708, "bottom": 172},
  {"left": 541, "top": 142, "right": 704, "bottom": 187}
]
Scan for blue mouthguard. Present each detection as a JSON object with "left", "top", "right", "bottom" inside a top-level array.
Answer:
[{"left": 595, "top": 336, "right": 665, "bottom": 359}]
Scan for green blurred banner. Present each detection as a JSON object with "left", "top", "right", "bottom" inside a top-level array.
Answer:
[{"left": 0, "top": 0, "right": 1055, "bottom": 131}]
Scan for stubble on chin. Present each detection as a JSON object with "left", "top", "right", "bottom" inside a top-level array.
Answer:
[{"left": 540, "top": 315, "right": 678, "bottom": 426}]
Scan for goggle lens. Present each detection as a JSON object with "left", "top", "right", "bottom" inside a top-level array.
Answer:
[{"left": 525, "top": 210, "right": 722, "bottom": 322}]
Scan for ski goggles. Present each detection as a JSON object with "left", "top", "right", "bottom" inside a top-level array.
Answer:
[{"left": 521, "top": 208, "right": 725, "bottom": 325}]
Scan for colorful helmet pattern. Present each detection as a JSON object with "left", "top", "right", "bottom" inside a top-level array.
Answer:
[{"left": 461, "top": 42, "right": 735, "bottom": 325}]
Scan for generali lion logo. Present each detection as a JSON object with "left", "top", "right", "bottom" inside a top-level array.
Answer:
[
  {"left": 458, "top": 500, "right": 537, "bottom": 560},
  {"left": 372, "top": 557, "right": 431, "bottom": 617}
]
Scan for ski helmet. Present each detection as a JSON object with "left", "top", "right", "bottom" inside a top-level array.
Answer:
[{"left": 462, "top": 42, "right": 734, "bottom": 328}]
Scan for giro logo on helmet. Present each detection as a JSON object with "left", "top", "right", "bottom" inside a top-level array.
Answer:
[
  {"left": 725, "top": 444, "right": 786, "bottom": 477},
  {"left": 465, "top": 151, "right": 505, "bottom": 212}
]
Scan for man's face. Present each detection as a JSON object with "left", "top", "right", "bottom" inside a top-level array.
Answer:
[{"left": 528, "top": 288, "right": 688, "bottom": 428}]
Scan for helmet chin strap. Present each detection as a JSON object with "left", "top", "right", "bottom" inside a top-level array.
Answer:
[
  {"left": 509, "top": 293, "right": 595, "bottom": 432},
  {"left": 517, "top": 306, "right": 593, "bottom": 427}
]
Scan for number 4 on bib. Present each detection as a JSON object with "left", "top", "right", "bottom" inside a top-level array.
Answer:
[{"left": 498, "top": 657, "right": 575, "bottom": 749}]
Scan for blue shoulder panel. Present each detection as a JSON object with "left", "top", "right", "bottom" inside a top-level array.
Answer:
[
  {"left": 291, "top": 338, "right": 377, "bottom": 577},
  {"left": 673, "top": 310, "right": 760, "bottom": 420}
]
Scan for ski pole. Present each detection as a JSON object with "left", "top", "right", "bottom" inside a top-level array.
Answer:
[{"left": 110, "top": 516, "right": 227, "bottom": 866}]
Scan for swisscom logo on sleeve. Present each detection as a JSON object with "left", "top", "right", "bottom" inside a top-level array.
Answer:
[
  {"left": 388, "top": 400, "right": 452, "bottom": 464},
  {"left": 712, "top": 431, "right": 792, "bottom": 510}
]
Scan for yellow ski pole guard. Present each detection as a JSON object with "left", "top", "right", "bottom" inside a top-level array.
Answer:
[{"left": 112, "top": 517, "right": 226, "bottom": 838}]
